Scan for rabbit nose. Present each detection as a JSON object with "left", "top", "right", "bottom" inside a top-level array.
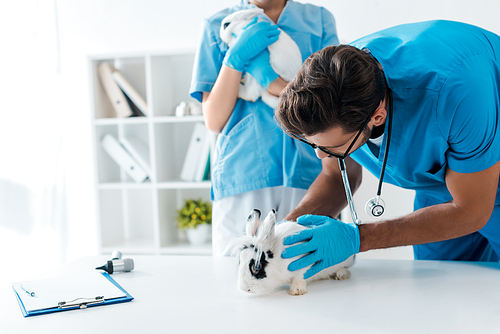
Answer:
[{"left": 238, "top": 283, "right": 250, "bottom": 292}]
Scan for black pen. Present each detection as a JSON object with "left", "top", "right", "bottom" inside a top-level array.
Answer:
[{"left": 20, "top": 284, "right": 35, "bottom": 297}]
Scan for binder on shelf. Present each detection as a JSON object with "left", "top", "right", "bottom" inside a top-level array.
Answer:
[
  {"left": 112, "top": 71, "right": 148, "bottom": 116},
  {"left": 101, "top": 134, "right": 149, "bottom": 183},
  {"left": 12, "top": 272, "right": 133, "bottom": 317},
  {"left": 193, "top": 131, "right": 214, "bottom": 182},
  {"left": 119, "top": 135, "right": 151, "bottom": 176},
  {"left": 180, "top": 123, "right": 211, "bottom": 182},
  {"left": 98, "top": 62, "right": 134, "bottom": 118},
  {"left": 124, "top": 93, "right": 145, "bottom": 117}
]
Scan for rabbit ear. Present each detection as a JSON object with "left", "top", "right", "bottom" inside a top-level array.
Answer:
[
  {"left": 222, "top": 8, "right": 264, "bottom": 30},
  {"left": 256, "top": 209, "right": 276, "bottom": 244},
  {"left": 220, "top": 8, "right": 265, "bottom": 46},
  {"left": 246, "top": 209, "right": 262, "bottom": 237}
]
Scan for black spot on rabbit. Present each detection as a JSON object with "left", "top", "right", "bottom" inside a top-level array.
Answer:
[{"left": 249, "top": 252, "right": 268, "bottom": 279}]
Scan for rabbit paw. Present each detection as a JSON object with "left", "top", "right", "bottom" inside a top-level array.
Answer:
[
  {"left": 261, "top": 92, "right": 278, "bottom": 109},
  {"left": 238, "top": 74, "right": 262, "bottom": 102},
  {"left": 331, "top": 268, "right": 351, "bottom": 280},
  {"left": 288, "top": 280, "right": 307, "bottom": 296}
]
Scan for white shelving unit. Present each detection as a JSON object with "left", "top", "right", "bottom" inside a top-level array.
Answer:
[{"left": 88, "top": 50, "right": 212, "bottom": 256}]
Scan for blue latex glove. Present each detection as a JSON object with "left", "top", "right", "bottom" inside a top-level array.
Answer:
[
  {"left": 223, "top": 17, "right": 280, "bottom": 72},
  {"left": 281, "top": 215, "right": 360, "bottom": 279},
  {"left": 245, "top": 49, "right": 279, "bottom": 89}
]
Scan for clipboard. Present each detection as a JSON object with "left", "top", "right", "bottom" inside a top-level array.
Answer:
[{"left": 12, "top": 272, "right": 134, "bottom": 317}]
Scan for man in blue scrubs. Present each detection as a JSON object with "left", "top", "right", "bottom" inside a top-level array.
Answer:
[{"left": 276, "top": 20, "right": 500, "bottom": 278}]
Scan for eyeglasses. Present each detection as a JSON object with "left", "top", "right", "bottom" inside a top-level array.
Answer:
[{"left": 292, "top": 113, "right": 373, "bottom": 160}]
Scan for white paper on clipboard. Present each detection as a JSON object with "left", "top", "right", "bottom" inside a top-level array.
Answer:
[{"left": 13, "top": 272, "right": 127, "bottom": 313}]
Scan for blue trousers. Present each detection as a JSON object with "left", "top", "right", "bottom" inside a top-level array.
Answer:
[{"left": 414, "top": 204, "right": 500, "bottom": 261}]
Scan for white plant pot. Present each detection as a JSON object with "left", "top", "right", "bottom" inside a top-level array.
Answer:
[{"left": 186, "top": 224, "right": 210, "bottom": 245}]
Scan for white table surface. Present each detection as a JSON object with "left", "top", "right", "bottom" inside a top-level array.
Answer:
[{"left": 1, "top": 256, "right": 499, "bottom": 334}]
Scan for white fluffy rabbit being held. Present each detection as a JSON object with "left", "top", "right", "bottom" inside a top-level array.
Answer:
[
  {"left": 232, "top": 209, "right": 355, "bottom": 296},
  {"left": 220, "top": 8, "right": 303, "bottom": 108}
]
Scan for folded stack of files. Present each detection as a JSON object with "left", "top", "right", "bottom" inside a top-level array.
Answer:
[
  {"left": 12, "top": 272, "right": 133, "bottom": 317},
  {"left": 101, "top": 134, "right": 150, "bottom": 183},
  {"left": 180, "top": 123, "right": 213, "bottom": 182},
  {"left": 98, "top": 61, "right": 148, "bottom": 118}
]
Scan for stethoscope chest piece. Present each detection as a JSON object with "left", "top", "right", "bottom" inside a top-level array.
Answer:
[{"left": 365, "top": 196, "right": 386, "bottom": 217}]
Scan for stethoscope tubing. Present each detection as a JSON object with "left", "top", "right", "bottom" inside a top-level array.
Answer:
[
  {"left": 340, "top": 89, "right": 393, "bottom": 223},
  {"left": 377, "top": 90, "right": 393, "bottom": 196},
  {"left": 339, "top": 158, "right": 362, "bottom": 225}
]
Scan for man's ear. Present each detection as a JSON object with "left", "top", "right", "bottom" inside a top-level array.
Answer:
[{"left": 371, "top": 103, "right": 387, "bottom": 127}]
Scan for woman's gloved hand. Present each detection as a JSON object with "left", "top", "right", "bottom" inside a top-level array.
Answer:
[
  {"left": 281, "top": 214, "right": 360, "bottom": 279},
  {"left": 223, "top": 17, "right": 280, "bottom": 72},
  {"left": 245, "top": 49, "right": 279, "bottom": 89}
]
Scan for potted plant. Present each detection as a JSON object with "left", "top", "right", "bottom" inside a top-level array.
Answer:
[{"left": 176, "top": 199, "right": 212, "bottom": 245}]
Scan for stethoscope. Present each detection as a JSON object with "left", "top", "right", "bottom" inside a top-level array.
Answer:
[{"left": 340, "top": 89, "right": 393, "bottom": 225}]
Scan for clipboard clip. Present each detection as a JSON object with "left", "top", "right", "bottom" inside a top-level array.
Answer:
[{"left": 58, "top": 296, "right": 105, "bottom": 309}]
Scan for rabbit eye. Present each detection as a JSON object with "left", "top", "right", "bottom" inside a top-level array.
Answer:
[
  {"left": 250, "top": 266, "right": 259, "bottom": 276},
  {"left": 249, "top": 253, "right": 268, "bottom": 279},
  {"left": 223, "top": 22, "right": 230, "bottom": 29}
]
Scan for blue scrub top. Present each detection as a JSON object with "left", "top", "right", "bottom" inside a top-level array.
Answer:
[
  {"left": 189, "top": 0, "right": 339, "bottom": 201},
  {"left": 349, "top": 20, "right": 500, "bottom": 210}
]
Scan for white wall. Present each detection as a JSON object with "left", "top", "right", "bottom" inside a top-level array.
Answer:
[
  {"left": 0, "top": 0, "right": 70, "bottom": 288},
  {"left": 56, "top": 0, "right": 500, "bottom": 261},
  {"left": 317, "top": 0, "right": 500, "bottom": 44}
]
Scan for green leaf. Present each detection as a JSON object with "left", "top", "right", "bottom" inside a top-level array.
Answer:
[{"left": 176, "top": 198, "right": 212, "bottom": 230}]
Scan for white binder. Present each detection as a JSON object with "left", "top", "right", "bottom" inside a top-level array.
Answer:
[
  {"left": 112, "top": 71, "right": 148, "bottom": 116},
  {"left": 101, "top": 134, "right": 148, "bottom": 183},
  {"left": 119, "top": 136, "right": 151, "bottom": 176},
  {"left": 97, "top": 62, "right": 133, "bottom": 118},
  {"left": 193, "top": 131, "right": 213, "bottom": 182},
  {"left": 180, "top": 123, "right": 207, "bottom": 182}
]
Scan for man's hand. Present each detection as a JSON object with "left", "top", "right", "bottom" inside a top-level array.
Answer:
[
  {"left": 223, "top": 17, "right": 280, "bottom": 72},
  {"left": 281, "top": 215, "right": 360, "bottom": 279}
]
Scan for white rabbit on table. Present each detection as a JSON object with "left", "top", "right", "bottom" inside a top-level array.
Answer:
[
  {"left": 232, "top": 209, "right": 355, "bottom": 295},
  {"left": 220, "top": 8, "right": 303, "bottom": 109}
]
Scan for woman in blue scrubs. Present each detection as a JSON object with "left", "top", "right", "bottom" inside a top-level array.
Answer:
[
  {"left": 275, "top": 21, "right": 500, "bottom": 277},
  {"left": 189, "top": 0, "right": 339, "bottom": 256}
]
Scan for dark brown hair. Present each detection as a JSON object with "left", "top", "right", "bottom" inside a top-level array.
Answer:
[{"left": 275, "top": 45, "right": 386, "bottom": 137}]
